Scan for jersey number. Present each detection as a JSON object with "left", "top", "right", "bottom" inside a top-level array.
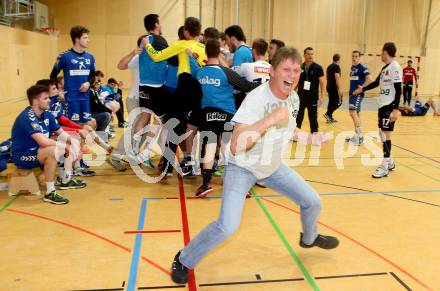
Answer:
[
  {"left": 380, "top": 89, "right": 390, "bottom": 95},
  {"left": 382, "top": 118, "right": 390, "bottom": 127}
]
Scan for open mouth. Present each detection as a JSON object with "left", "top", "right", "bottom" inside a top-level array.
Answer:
[{"left": 283, "top": 80, "right": 293, "bottom": 87}]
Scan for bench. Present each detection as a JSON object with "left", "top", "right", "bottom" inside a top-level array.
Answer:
[{"left": 1, "top": 164, "right": 44, "bottom": 197}]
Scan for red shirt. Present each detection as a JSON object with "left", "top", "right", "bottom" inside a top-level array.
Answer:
[{"left": 403, "top": 67, "right": 417, "bottom": 83}]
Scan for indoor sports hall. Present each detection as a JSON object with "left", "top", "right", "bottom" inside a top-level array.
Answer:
[{"left": 0, "top": 1, "right": 439, "bottom": 290}]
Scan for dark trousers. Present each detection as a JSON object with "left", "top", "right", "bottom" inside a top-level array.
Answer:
[
  {"left": 296, "top": 98, "right": 319, "bottom": 133},
  {"left": 115, "top": 97, "right": 125, "bottom": 124},
  {"left": 403, "top": 82, "right": 413, "bottom": 105},
  {"left": 92, "top": 112, "right": 112, "bottom": 132},
  {"left": 326, "top": 89, "right": 342, "bottom": 118}
]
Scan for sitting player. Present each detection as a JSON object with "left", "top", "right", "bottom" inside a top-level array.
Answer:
[
  {"left": 37, "top": 79, "right": 113, "bottom": 176},
  {"left": 11, "top": 85, "right": 86, "bottom": 205},
  {"left": 398, "top": 98, "right": 440, "bottom": 116}
]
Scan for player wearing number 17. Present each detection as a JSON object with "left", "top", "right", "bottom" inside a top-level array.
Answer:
[{"left": 353, "top": 42, "right": 403, "bottom": 178}]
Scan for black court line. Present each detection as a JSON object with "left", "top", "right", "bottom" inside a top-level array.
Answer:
[
  {"left": 391, "top": 144, "right": 440, "bottom": 164},
  {"left": 306, "top": 179, "right": 440, "bottom": 209},
  {"left": 306, "top": 179, "right": 370, "bottom": 192},
  {"left": 121, "top": 281, "right": 125, "bottom": 287},
  {"left": 383, "top": 194, "right": 440, "bottom": 208},
  {"left": 198, "top": 277, "right": 305, "bottom": 287},
  {"left": 314, "top": 272, "right": 388, "bottom": 280},
  {"left": 255, "top": 274, "right": 262, "bottom": 280},
  {"left": 198, "top": 272, "right": 389, "bottom": 287},
  {"left": 137, "top": 285, "right": 186, "bottom": 289},
  {"left": 390, "top": 272, "right": 412, "bottom": 291},
  {"left": 68, "top": 288, "right": 124, "bottom": 291}
]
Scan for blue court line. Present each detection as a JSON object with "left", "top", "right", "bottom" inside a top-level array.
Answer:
[
  {"left": 127, "top": 198, "right": 148, "bottom": 291},
  {"left": 108, "top": 189, "right": 440, "bottom": 202}
]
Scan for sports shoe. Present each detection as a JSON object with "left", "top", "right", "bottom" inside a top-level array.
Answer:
[
  {"left": 107, "top": 155, "right": 127, "bottom": 171},
  {"left": 44, "top": 190, "right": 69, "bottom": 205},
  {"left": 122, "top": 150, "right": 141, "bottom": 165},
  {"left": 195, "top": 184, "right": 213, "bottom": 198},
  {"left": 213, "top": 165, "right": 224, "bottom": 177},
  {"left": 171, "top": 251, "right": 188, "bottom": 284},
  {"left": 58, "top": 178, "right": 86, "bottom": 190},
  {"left": 118, "top": 121, "right": 129, "bottom": 128},
  {"left": 299, "top": 233, "right": 339, "bottom": 249},
  {"left": 181, "top": 160, "right": 196, "bottom": 178},
  {"left": 138, "top": 152, "right": 155, "bottom": 169},
  {"left": 323, "top": 113, "right": 332, "bottom": 124},
  {"left": 79, "top": 159, "right": 90, "bottom": 169},
  {"left": 372, "top": 160, "right": 389, "bottom": 178},
  {"left": 330, "top": 117, "right": 338, "bottom": 123},
  {"left": 388, "top": 158, "right": 396, "bottom": 171},
  {"left": 74, "top": 167, "right": 96, "bottom": 177}
]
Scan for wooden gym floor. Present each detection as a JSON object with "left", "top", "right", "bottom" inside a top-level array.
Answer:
[{"left": 0, "top": 97, "right": 439, "bottom": 291}]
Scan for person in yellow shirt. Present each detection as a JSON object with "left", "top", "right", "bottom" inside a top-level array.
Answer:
[{"left": 142, "top": 17, "right": 206, "bottom": 177}]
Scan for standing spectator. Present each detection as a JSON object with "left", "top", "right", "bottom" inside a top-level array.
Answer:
[
  {"left": 402, "top": 60, "right": 418, "bottom": 105},
  {"left": 324, "top": 53, "right": 343, "bottom": 123},
  {"left": 296, "top": 47, "right": 325, "bottom": 142}
]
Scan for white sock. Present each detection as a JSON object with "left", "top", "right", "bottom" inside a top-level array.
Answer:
[
  {"left": 355, "top": 127, "right": 362, "bottom": 136},
  {"left": 62, "top": 169, "right": 73, "bottom": 184},
  {"left": 74, "top": 160, "right": 81, "bottom": 169},
  {"left": 132, "top": 134, "right": 142, "bottom": 153},
  {"left": 46, "top": 182, "right": 55, "bottom": 194},
  {"left": 58, "top": 164, "right": 65, "bottom": 179}
]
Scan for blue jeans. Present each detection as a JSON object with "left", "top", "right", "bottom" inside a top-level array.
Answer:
[{"left": 180, "top": 163, "right": 321, "bottom": 269}]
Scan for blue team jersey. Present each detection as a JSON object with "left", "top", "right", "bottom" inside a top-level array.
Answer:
[
  {"left": 189, "top": 55, "right": 201, "bottom": 77},
  {"left": 349, "top": 63, "right": 370, "bottom": 96},
  {"left": 11, "top": 107, "right": 60, "bottom": 154},
  {"left": 232, "top": 45, "right": 253, "bottom": 69},
  {"left": 52, "top": 49, "right": 95, "bottom": 101},
  {"left": 165, "top": 64, "right": 178, "bottom": 89},
  {"left": 197, "top": 65, "right": 236, "bottom": 115},
  {"left": 139, "top": 34, "right": 168, "bottom": 86},
  {"left": 49, "top": 96, "right": 65, "bottom": 119}
]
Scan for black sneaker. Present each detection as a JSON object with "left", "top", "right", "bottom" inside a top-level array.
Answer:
[
  {"left": 107, "top": 155, "right": 127, "bottom": 171},
  {"left": 74, "top": 168, "right": 96, "bottom": 177},
  {"left": 323, "top": 113, "right": 332, "bottom": 124},
  {"left": 79, "top": 159, "right": 90, "bottom": 169},
  {"left": 43, "top": 190, "right": 69, "bottom": 205},
  {"left": 195, "top": 184, "right": 213, "bottom": 198},
  {"left": 58, "top": 178, "right": 87, "bottom": 190},
  {"left": 299, "top": 233, "right": 339, "bottom": 249},
  {"left": 171, "top": 251, "right": 188, "bottom": 284}
]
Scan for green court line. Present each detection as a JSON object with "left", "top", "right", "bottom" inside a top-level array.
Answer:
[
  {"left": 251, "top": 189, "right": 320, "bottom": 291},
  {"left": 0, "top": 195, "right": 20, "bottom": 213}
]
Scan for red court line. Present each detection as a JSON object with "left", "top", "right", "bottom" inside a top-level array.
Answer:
[
  {"left": 177, "top": 175, "right": 197, "bottom": 291},
  {"left": 260, "top": 198, "right": 434, "bottom": 291},
  {"left": 6, "top": 208, "right": 171, "bottom": 276},
  {"left": 124, "top": 230, "right": 181, "bottom": 234}
]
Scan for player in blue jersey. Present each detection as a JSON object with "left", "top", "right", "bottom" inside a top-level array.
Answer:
[
  {"left": 50, "top": 26, "right": 96, "bottom": 127},
  {"left": 194, "top": 39, "right": 259, "bottom": 197},
  {"left": 11, "top": 85, "right": 86, "bottom": 204},
  {"left": 224, "top": 25, "right": 253, "bottom": 108},
  {"left": 127, "top": 13, "right": 169, "bottom": 168},
  {"left": 347, "top": 50, "right": 372, "bottom": 145}
]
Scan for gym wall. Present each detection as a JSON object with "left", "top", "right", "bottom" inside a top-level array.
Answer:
[{"left": 2, "top": 0, "right": 439, "bottom": 100}]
